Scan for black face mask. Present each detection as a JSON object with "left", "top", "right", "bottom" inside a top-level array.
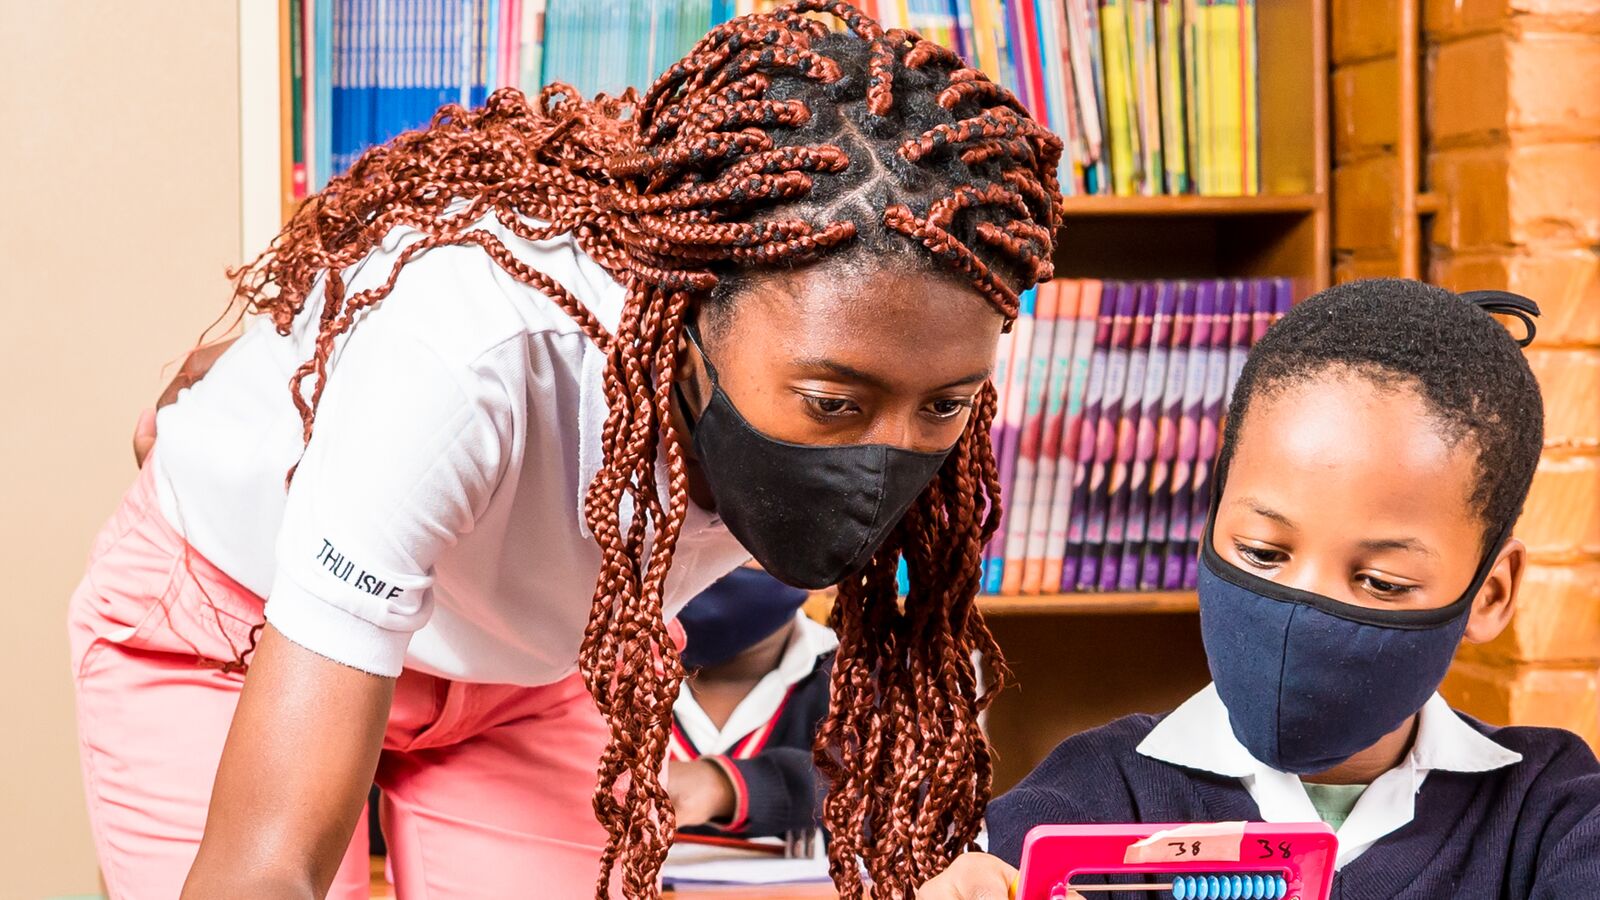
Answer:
[{"left": 676, "top": 325, "right": 953, "bottom": 590}]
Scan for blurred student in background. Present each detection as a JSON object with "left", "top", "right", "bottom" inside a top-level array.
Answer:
[{"left": 668, "top": 565, "right": 835, "bottom": 838}]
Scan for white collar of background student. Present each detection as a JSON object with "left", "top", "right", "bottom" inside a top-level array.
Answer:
[{"left": 1136, "top": 683, "right": 1523, "bottom": 871}]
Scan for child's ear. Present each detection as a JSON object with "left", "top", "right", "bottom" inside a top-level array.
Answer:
[{"left": 1463, "top": 537, "right": 1526, "bottom": 645}]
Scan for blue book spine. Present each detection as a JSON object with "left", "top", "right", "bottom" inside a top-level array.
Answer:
[{"left": 316, "top": 0, "right": 335, "bottom": 186}]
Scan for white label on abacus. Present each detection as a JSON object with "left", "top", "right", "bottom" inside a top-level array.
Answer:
[{"left": 1123, "top": 822, "right": 1246, "bottom": 865}]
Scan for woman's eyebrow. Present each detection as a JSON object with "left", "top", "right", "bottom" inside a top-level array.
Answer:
[{"left": 791, "top": 357, "right": 990, "bottom": 391}]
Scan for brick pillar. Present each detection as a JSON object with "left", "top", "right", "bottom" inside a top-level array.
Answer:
[
  {"left": 1424, "top": 0, "right": 1600, "bottom": 746},
  {"left": 1331, "top": 0, "right": 1406, "bottom": 279}
]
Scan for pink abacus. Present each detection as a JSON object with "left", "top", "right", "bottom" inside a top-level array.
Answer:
[{"left": 1014, "top": 822, "right": 1337, "bottom": 900}]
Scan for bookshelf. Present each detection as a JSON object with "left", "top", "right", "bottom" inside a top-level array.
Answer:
[{"left": 241, "top": 0, "right": 1332, "bottom": 793}]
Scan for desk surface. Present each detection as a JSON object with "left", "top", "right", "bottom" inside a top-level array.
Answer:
[{"left": 668, "top": 887, "right": 836, "bottom": 898}]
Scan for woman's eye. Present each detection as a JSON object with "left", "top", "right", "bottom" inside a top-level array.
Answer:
[
  {"left": 926, "top": 397, "right": 974, "bottom": 420},
  {"left": 1358, "top": 573, "right": 1418, "bottom": 598},
  {"left": 1234, "top": 542, "right": 1287, "bottom": 568},
  {"left": 803, "top": 396, "right": 858, "bottom": 419}
]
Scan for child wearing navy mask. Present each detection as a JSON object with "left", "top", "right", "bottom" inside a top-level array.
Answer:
[
  {"left": 667, "top": 564, "right": 836, "bottom": 839},
  {"left": 920, "top": 279, "right": 1600, "bottom": 899}
]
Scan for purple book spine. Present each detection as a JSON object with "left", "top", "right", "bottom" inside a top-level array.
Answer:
[
  {"left": 1061, "top": 283, "right": 1119, "bottom": 591},
  {"left": 1249, "top": 277, "right": 1274, "bottom": 346},
  {"left": 1102, "top": 282, "right": 1157, "bottom": 591},
  {"left": 1166, "top": 281, "right": 1218, "bottom": 588},
  {"left": 1078, "top": 283, "right": 1137, "bottom": 591},
  {"left": 1182, "top": 280, "right": 1244, "bottom": 588},
  {"left": 1122, "top": 281, "right": 1177, "bottom": 590},
  {"left": 1143, "top": 281, "right": 1196, "bottom": 589},
  {"left": 1223, "top": 279, "right": 1254, "bottom": 407}
]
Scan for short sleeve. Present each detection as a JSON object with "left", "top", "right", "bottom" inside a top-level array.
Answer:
[{"left": 264, "top": 321, "right": 514, "bottom": 676}]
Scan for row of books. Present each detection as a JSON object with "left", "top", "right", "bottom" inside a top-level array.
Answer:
[
  {"left": 692, "top": 1, "right": 1262, "bottom": 197},
  {"left": 281, "top": 0, "right": 722, "bottom": 204},
  {"left": 279, "top": 0, "right": 1262, "bottom": 208},
  {"left": 977, "top": 277, "right": 1291, "bottom": 595}
]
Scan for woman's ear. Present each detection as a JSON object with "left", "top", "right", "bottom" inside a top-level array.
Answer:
[{"left": 1463, "top": 537, "right": 1525, "bottom": 645}]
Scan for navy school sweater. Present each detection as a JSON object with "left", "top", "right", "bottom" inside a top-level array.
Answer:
[
  {"left": 988, "top": 714, "right": 1600, "bottom": 900},
  {"left": 677, "top": 652, "right": 833, "bottom": 839}
]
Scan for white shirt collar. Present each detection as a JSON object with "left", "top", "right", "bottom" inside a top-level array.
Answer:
[
  {"left": 674, "top": 613, "right": 838, "bottom": 757},
  {"left": 1137, "top": 684, "right": 1522, "bottom": 870}
]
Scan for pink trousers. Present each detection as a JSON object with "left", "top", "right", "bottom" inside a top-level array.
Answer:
[{"left": 69, "top": 462, "right": 617, "bottom": 899}]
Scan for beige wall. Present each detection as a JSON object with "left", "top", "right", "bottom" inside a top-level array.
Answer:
[{"left": 0, "top": 3, "right": 243, "bottom": 894}]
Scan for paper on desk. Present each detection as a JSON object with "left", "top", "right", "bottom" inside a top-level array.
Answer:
[{"left": 662, "top": 839, "right": 831, "bottom": 886}]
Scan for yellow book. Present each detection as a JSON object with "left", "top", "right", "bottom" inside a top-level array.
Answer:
[
  {"left": 1192, "top": 0, "right": 1212, "bottom": 193},
  {"left": 972, "top": 0, "right": 1004, "bottom": 82},
  {"left": 1207, "top": 0, "right": 1243, "bottom": 195},
  {"left": 1240, "top": 0, "right": 1259, "bottom": 193},
  {"left": 1101, "top": 0, "right": 1139, "bottom": 196}
]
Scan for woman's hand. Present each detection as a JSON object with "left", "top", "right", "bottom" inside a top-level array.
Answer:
[
  {"left": 666, "top": 758, "right": 737, "bottom": 827},
  {"left": 916, "top": 852, "right": 1023, "bottom": 900},
  {"left": 182, "top": 624, "right": 393, "bottom": 900},
  {"left": 133, "top": 336, "right": 237, "bottom": 467}
]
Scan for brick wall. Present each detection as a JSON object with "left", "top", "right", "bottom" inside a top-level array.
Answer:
[{"left": 1423, "top": 1, "right": 1600, "bottom": 744}]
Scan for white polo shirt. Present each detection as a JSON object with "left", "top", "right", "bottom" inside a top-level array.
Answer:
[
  {"left": 1136, "top": 684, "right": 1524, "bottom": 870},
  {"left": 151, "top": 208, "right": 751, "bottom": 683}
]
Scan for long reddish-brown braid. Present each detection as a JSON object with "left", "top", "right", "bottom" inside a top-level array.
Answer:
[{"left": 227, "top": 3, "right": 1060, "bottom": 897}]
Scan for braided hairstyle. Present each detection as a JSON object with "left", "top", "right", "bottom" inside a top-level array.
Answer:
[{"left": 229, "top": 4, "right": 1062, "bottom": 897}]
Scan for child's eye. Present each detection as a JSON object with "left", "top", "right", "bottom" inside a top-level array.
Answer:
[
  {"left": 1357, "top": 573, "right": 1419, "bottom": 599},
  {"left": 1234, "top": 542, "right": 1288, "bottom": 569},
  {"left": 801, "top": 395, "right": 859, "bottom": 420},
  {"left": 924, "top": 397, "right": 975, "bottom": 420}
]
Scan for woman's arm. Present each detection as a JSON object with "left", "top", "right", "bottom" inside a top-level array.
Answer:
[{"left": 182, "top": 625, "right": 394, "bottom": 900}]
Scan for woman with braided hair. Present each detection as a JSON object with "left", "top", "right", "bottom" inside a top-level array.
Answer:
[{"left": 69, "top": 4, "right": 1061, "bottom": 898}]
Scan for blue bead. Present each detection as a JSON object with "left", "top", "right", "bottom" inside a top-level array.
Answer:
[
  {"left": 1274, "top": 875, "right": 1289, "bottom": 899},
  {"left": 1230, "top": 875, "right": 1245, "bottom": 898},
  {"left": 1250, "top": 875, "right": 1266, "bottom": 897},
  {"left": 1173, "top": 877, "right": 1189, "bottom": 900},
  {"left": 1208, "top": 876, "right": 1221, "bottom": 898}
]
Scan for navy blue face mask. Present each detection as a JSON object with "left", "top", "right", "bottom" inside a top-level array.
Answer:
[
  {"left": 1197, "top": 524, "right": 1506, "bottom": 774},
  {"left": 1199, "top": 288, "right": 1535, "bottom": 774},
  {"left": 678, "top": 567, "right": 811, "bottom": 670}
]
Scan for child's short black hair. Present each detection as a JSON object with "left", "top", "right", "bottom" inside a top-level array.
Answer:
[{"left": 1219, "top": 278, "right": 1545, "bottom": 551}]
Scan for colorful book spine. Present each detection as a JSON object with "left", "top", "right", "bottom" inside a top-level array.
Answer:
[
  {"left": 1099, "top": 282, "right": 1155, "bottom": 589},
  {"left": 1060, "top": 280, "right": 1115, "bottom": 591},
  {"left": 1240, "top": 0, "right": 1259, "bottom": 193},
  {"left": 1223, "top": 278, "right": 1253, "bottom": 404},
  {"left": 1129, "top": 0, "right": 1161, "bottom": 195},
  {"left": 1003, "top": 282, "right": 1062, "bottom": 594},
  {"left": 1156, "top": 0, "right": 1188, "bottom": 193},
  {"left": 984, "top": 289, "right": 1037, "bottom": 593},
  {"left": 1022, "top": 280, "right": 1084, "bottom": 593},
  {"left": 1180, "top": 279, "right": 1237, "bottom": 588},
  {"left": 1119, "top": 280, "right": 1175, "bottom": 589},
  {"left": 1100, "top": 0, "right": 1137, "bottom": 196},
  {"left": 1142, "top": 280, "right": 1195, "bottom": 588},
  {"left": 1076, "top": 282, "right": 1136, "bottom": 590},
  {"left": 1046, "top": 280, "right": 1104, "bottom": 592},
  {"left": 1164, "top": 279, "right": 1217, "bottom": 588}
]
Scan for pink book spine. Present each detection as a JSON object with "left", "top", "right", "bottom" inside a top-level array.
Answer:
[
  {"left": 1005, "top": 282, "right": 1063, "bottom": 594},
  {"left": 1022, "top": 281, "right": 1084, "bottom": 593},
  {"left": 1118, "top": 281, "right": 1176, "bottom": 590},
  {"left": 1165, "top": 280, "right": 1218, "bottom": 588},
  {"left": 1099, "top": 282, "right": 1156, "bottom": 591},
  {"left": 1181, "top": 280, "right": 1244, "bottom": 588},
  {"left": 1059, "top": 281, "right": 1115, "bottom": 591},
  {"left": 1075, "top": 282, "right": 1136, "bottom": 591},
  {"left": 1143, "top": 281, "right": 1195, "bottom": 589},
  {"left": 983, "top": 289, "right": 1038, "bottom": 593},
  {"left": 1045, "top": 281, "right": 1105, "bottom": 592}
]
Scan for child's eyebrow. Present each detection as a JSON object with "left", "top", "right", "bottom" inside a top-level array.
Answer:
[
  {"left": 1239, "top": 497, "right": 1296, "bottom": 528},
  {"left": 1359, "top": 536, "right": 1440, "bottom": 559}
]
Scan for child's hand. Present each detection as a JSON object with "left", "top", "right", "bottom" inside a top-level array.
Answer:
[
  {"left": 666, "top": 758, "right": 736, "bottom": 827},
  {"left": 916, "top": 852, "right": 1021, "bottom": 900}
]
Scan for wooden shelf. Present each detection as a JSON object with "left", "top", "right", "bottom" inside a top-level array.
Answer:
[
  {"left": 979, "top": 590, "right": 1198, "bottom": 615},
  {"left": 805, "top": 589, "right": 1198, "bottom": 619},
  {"left": 1057, "top": 193, "right": 1321, "bottom": 217}
]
